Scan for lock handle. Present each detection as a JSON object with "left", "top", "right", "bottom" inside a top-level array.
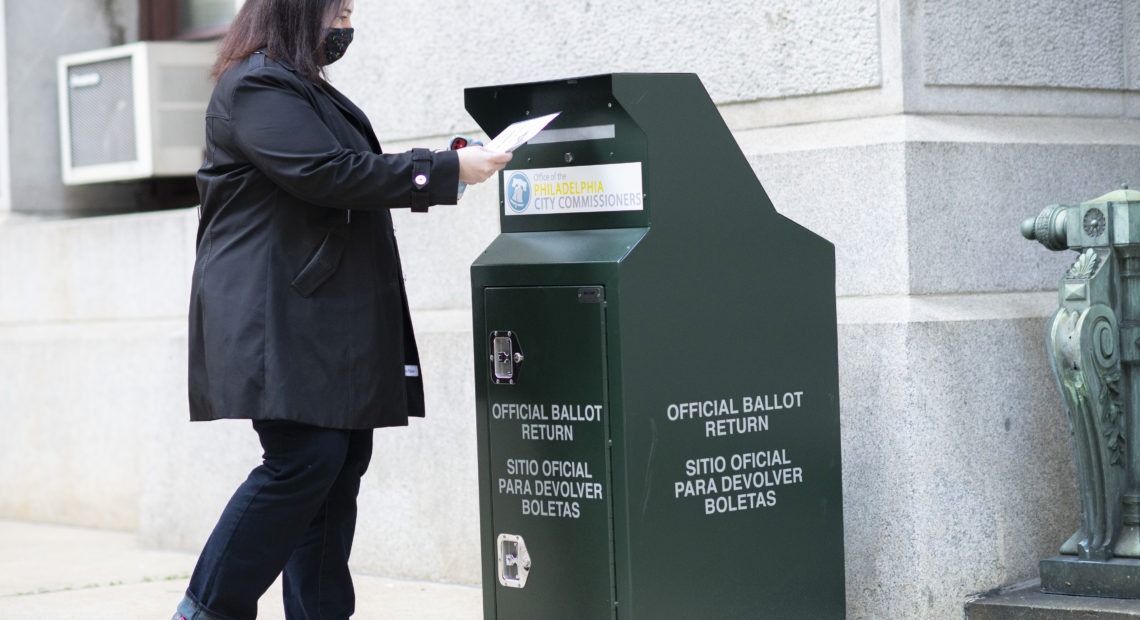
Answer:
[
  {"left": 497, "top": 533, "right": 532, "bottom": 588},
  {"left": 490, "top": 330, "right": 523, "bottom": 384}
]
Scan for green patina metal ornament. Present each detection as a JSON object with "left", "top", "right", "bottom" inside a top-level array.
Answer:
[{"left": 1023, "top": 186, "right": 1140, "bottom": 597}]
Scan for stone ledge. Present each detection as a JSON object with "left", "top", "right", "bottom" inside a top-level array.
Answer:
[{"left": 966, "top": 580, "right": 1140, "bottom": 619}]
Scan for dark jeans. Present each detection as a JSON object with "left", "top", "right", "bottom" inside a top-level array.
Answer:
[{"left": 177, "top": 420, "right": 374, "bottom": 620}]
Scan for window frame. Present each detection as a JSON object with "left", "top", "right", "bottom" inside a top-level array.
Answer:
[{"left": 140, "top": 0, "right": 237, "bottom": 41}]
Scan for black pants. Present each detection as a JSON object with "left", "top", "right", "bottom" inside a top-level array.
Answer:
[{"left": 178, "top": 420, "right": 374, "bottom": 620}]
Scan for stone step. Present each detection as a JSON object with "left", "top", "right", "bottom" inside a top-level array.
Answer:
[{"left": 966, "top": 581, "right": 1140, "bottom": 620}]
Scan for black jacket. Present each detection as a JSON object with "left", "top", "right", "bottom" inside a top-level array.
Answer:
[{"left": 188, "top": 52, "right": 459, "bottom": 429}]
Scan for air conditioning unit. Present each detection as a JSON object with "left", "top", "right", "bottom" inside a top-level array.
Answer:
[{"left": 57, "top": 41, "right": 215, "bottom": 185}]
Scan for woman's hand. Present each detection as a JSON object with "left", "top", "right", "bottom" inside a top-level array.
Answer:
[{"left": 457, "top": 147, "right": 512, "bottom": 185}]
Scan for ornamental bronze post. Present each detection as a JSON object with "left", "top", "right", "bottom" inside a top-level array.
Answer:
[{"left": 1023, "top": 186, "right": 1140, "bottom": 596}]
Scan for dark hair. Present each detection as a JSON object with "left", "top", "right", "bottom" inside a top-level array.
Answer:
[{"left": 211, "top": 0, "right": 344, "bottom": 83}]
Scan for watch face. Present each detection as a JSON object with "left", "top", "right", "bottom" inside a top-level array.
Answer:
[{"left": 1083, "top": 207, "right": 1106, "bottom": 238}]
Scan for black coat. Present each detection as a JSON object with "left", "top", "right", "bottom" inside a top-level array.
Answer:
[{"left": 188, "top": 51, "right": 459, "bottom": 429}]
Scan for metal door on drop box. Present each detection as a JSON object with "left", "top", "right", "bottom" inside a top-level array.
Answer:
[{"left": 483, "top": 285, "right": 616, "bottom": 619}]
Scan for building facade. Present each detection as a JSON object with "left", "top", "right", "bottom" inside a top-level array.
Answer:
[{"left": 4, "top": 1, "right": 1138, "bottom": 617}]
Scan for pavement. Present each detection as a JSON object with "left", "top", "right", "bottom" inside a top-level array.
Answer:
[{"left": 0, "top": 519, "right": 482, "bottom": 619}]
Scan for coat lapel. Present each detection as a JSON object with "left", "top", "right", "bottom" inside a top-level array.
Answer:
[
  {"left": 315, "top": 80, "right": 382, "bottom": 153},
  {"left": 259, "top": 51, "right": 382, "bottom": 153}
]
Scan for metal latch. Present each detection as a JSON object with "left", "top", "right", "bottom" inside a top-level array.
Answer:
[
  {"left": 490, "top": 331, "right": 524, "bottom": 384},
  {"left": 497, "top": 533, "right": 532, "bottom": 588}
]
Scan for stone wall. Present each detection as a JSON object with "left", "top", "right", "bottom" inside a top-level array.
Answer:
[{"left": 2, "top": 1, "right": 1137, "bottom": 617}]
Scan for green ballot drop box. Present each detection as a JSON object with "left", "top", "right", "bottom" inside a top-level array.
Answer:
[{"left": 468, "top": 74, "right": 845, "bottom": 619}]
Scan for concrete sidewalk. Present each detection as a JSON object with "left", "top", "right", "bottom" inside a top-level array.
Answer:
[{"left": 0, "top": 520, "right": 481, "bottom": 619}]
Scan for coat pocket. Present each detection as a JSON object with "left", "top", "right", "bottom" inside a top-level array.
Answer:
[{"left": 291, "top": 231, "right": 347, "bottom": 298}]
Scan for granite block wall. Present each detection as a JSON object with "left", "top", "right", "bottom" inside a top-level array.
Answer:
[{"left": 3, "top": 1, "right": 1139, "bottom": 618}]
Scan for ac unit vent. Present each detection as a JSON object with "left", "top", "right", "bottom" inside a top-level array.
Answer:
[{"left": 57, "top": 41, "right": 215, "bottom": 185}]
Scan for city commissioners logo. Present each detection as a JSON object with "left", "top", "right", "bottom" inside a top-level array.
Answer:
[
  {"left": 506, "top": 172, "right": 532, "bottom": 213},
  {"left": 503, "top": 162, "right": 644, "bottom": 216}
]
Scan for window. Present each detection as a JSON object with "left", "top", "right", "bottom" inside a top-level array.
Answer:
[
  {"left": 180, "top": 0, "right": 236, "bottom": 36},
  {"left": 141, "top": 0, "right": 240, "bottom": 41}
]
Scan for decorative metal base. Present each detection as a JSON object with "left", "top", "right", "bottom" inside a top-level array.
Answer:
[{"left": 1040, "top": 556, "right": 1140, "bottom": 598}]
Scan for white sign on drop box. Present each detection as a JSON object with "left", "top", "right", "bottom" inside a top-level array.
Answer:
[{"left": 503, "top": 162, "right": 645, "bottom": 216}]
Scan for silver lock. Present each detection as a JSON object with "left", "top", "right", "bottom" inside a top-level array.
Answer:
[
  {"left": 490, "top": 331, "right": 524, "bottom": 384},
  {"left": 497, "top": 533, "right": 532, "bottom": 588}
]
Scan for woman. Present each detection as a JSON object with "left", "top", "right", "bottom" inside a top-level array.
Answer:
[{"left": 174, "top": 1, "right": 510, "bottom": 618}]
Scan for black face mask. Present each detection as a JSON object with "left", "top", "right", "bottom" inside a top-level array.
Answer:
[{"left": 323, "top": 28, "right": 354, "bottom": 65}]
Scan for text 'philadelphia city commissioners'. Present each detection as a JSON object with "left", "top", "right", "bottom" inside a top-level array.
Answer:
[{"left": 503, "top": 162, "right": 644, "bottom": 216}]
